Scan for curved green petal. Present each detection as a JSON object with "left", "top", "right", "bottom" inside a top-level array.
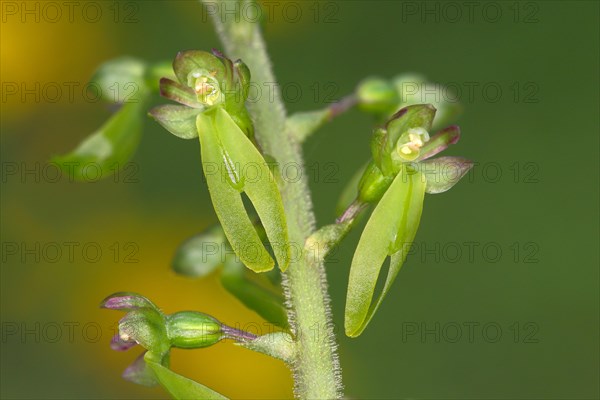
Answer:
[
  {"left": 159, "top": 78, "right": 204, "bottom": 109},
  {"left": 345, "top": 167, "right": 426, "bottom": 337},
  {"left": 214, "top": 108, "right": 290, "bottom": 271},
  {"left": 145, "top": 355, "right": 228, "bottom": 400},
  {"left": 197, "top": 112, "right": 274, "bottom": 272},
  {"left": 149, "top": 104, "right": 203, "bottom": 140},
  {"left": 419, "top": 156, "right": 473, "bottom": 194},
  {"left": 53, "top": 99, "right": 145, "bottom": 181}
]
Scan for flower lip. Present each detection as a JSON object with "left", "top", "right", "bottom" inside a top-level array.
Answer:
[{"left": 110, "top": 333, "right": 138, "bottom": 351}]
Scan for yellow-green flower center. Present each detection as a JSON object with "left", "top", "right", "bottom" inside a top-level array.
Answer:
[
  {"left": 395, "top": 127, "right": 430, "bottom": 161},
  {"left": 188, "top": 70, "right": 223, "bottom": 106}
]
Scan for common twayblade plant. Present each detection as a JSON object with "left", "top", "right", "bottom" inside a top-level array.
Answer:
[{"left": 55, "top": 1, "right": 473, "bottom": 398}]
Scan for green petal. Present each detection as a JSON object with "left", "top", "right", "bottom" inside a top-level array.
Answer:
[
  {"left": 53, "top": 99, "right": 145, "bottom": 181},
  {"left": 122, "top": 351, "right": 159, "bottom": 387},
  {"left": 173, "top": 50, "right": 225, "bottom": 87},
  {"left": 221, "top": 257, "right": 288, "bottom": 328},
  {"left": 100, "top": 292, "right": 160, "bottom": 312},
  {"left": 144, "top": 354, "right": 228, "bottom": 400},
  {"left": 197, "top": 112, "right": 274, "bottom": 273},
  {"left": 214, "top": 108, "right": 291, "bottom": 271},
  {"left": 149, "top": 104, "right": 203, "bottom": 139},
  {"left": 159, "top": 78, "right": 204, "bottom": 109},
  {"left": 234, "top": 59, "right": 251, "bottom": 101},
  {"left": 118, "top": 309, "right": 169, "bottom": 353},
  {"left": 416, "top": 125, "right": 461, "bottom": 161},
  {"left": 419, "top": 156, "right": 473, "bottom": 194},
  {"left": 345, "top": 167, "right": 426, "bottom": 337}
]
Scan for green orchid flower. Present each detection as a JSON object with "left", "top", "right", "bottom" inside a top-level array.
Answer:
[
  {"left": 344, "top": 104, "right": 473, "bottom": 337},
  {"left": 150, "top": 50, "right": 290, "bottom": 273}
]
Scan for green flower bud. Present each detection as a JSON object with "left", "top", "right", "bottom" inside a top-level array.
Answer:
[
  {"left": 166, "top": 311, "right": 223, "bottom": 349},
  {"left": 171, "top": 225, "right": 227, "bottom": 278},
  {"left": 392, "top": 73, "right": 426, "bottom": 104},
  {"left": 356, "top": 77, "right": 398, "bottom": 114}
]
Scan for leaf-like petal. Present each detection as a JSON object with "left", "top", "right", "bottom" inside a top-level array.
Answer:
[
  {"left": 417, "top": 125, "right": 461, "bottom": 161},
  {"left": 345, "top": 168, "right": 426, "bottom": 337},
  {"left": 149, "top": 104, "right": 203, "bottom": 139},
  {"left": 122, "top": 351, "right": 158, "bottom": 387},
  {"left": 52, "top": 100, "right": 145, "bottom": 181},
  {"left": 145, "top": 354, "right": 228, "bottom": 400},
  {"left": 419, "top": 156, "right": 473, "bottom": 194},
  {"left": 197, "top": 112, "right": 275, "bottom": 273},
  {"left": 100, "top": 292, "right": 159, "bottom": 312},
  {"left": 159, "top": 78, "right": 204, "bottom": 109},
  {"left": 214, "top": 108, "right": 291, "bottom": 271}
]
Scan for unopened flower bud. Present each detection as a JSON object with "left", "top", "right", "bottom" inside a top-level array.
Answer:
[
  {"left": 166, "top": 311, "right": 223, "bottom": 349},
  {"left": 356, "top": 77, "right": 398, "bottom": 114}
]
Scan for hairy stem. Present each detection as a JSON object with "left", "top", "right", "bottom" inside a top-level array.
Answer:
[{"left": 203, "top": 1, "right": 343, "bottom": 398}]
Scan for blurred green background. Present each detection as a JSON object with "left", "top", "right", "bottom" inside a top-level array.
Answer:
[{"left": 1, "top": 1, "right": 598, "bottom": 399}]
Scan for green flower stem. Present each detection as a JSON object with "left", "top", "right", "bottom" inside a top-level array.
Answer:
[
  {"left": 337, "top": 199, "right": 368, "bottom": 224},
  {"left": 287, "top": 94, "right": 358, "bottom": 143},
  {"left": 203, "top": 1, "right": 342, "bottom": 398},
  {"left": 305, "top": 200, "right": 367, "bottom": 262},
  {"left": 237, "top": 332, "right": 297, "bottom": 365}
]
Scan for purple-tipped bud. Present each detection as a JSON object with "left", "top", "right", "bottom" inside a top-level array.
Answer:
[{"left": 100, "top": 292, "right": 158, "bottom": 312}]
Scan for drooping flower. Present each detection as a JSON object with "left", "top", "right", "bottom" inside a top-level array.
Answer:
[{"left": 101, "top": 292, "right": 226, "bottom": 386}]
